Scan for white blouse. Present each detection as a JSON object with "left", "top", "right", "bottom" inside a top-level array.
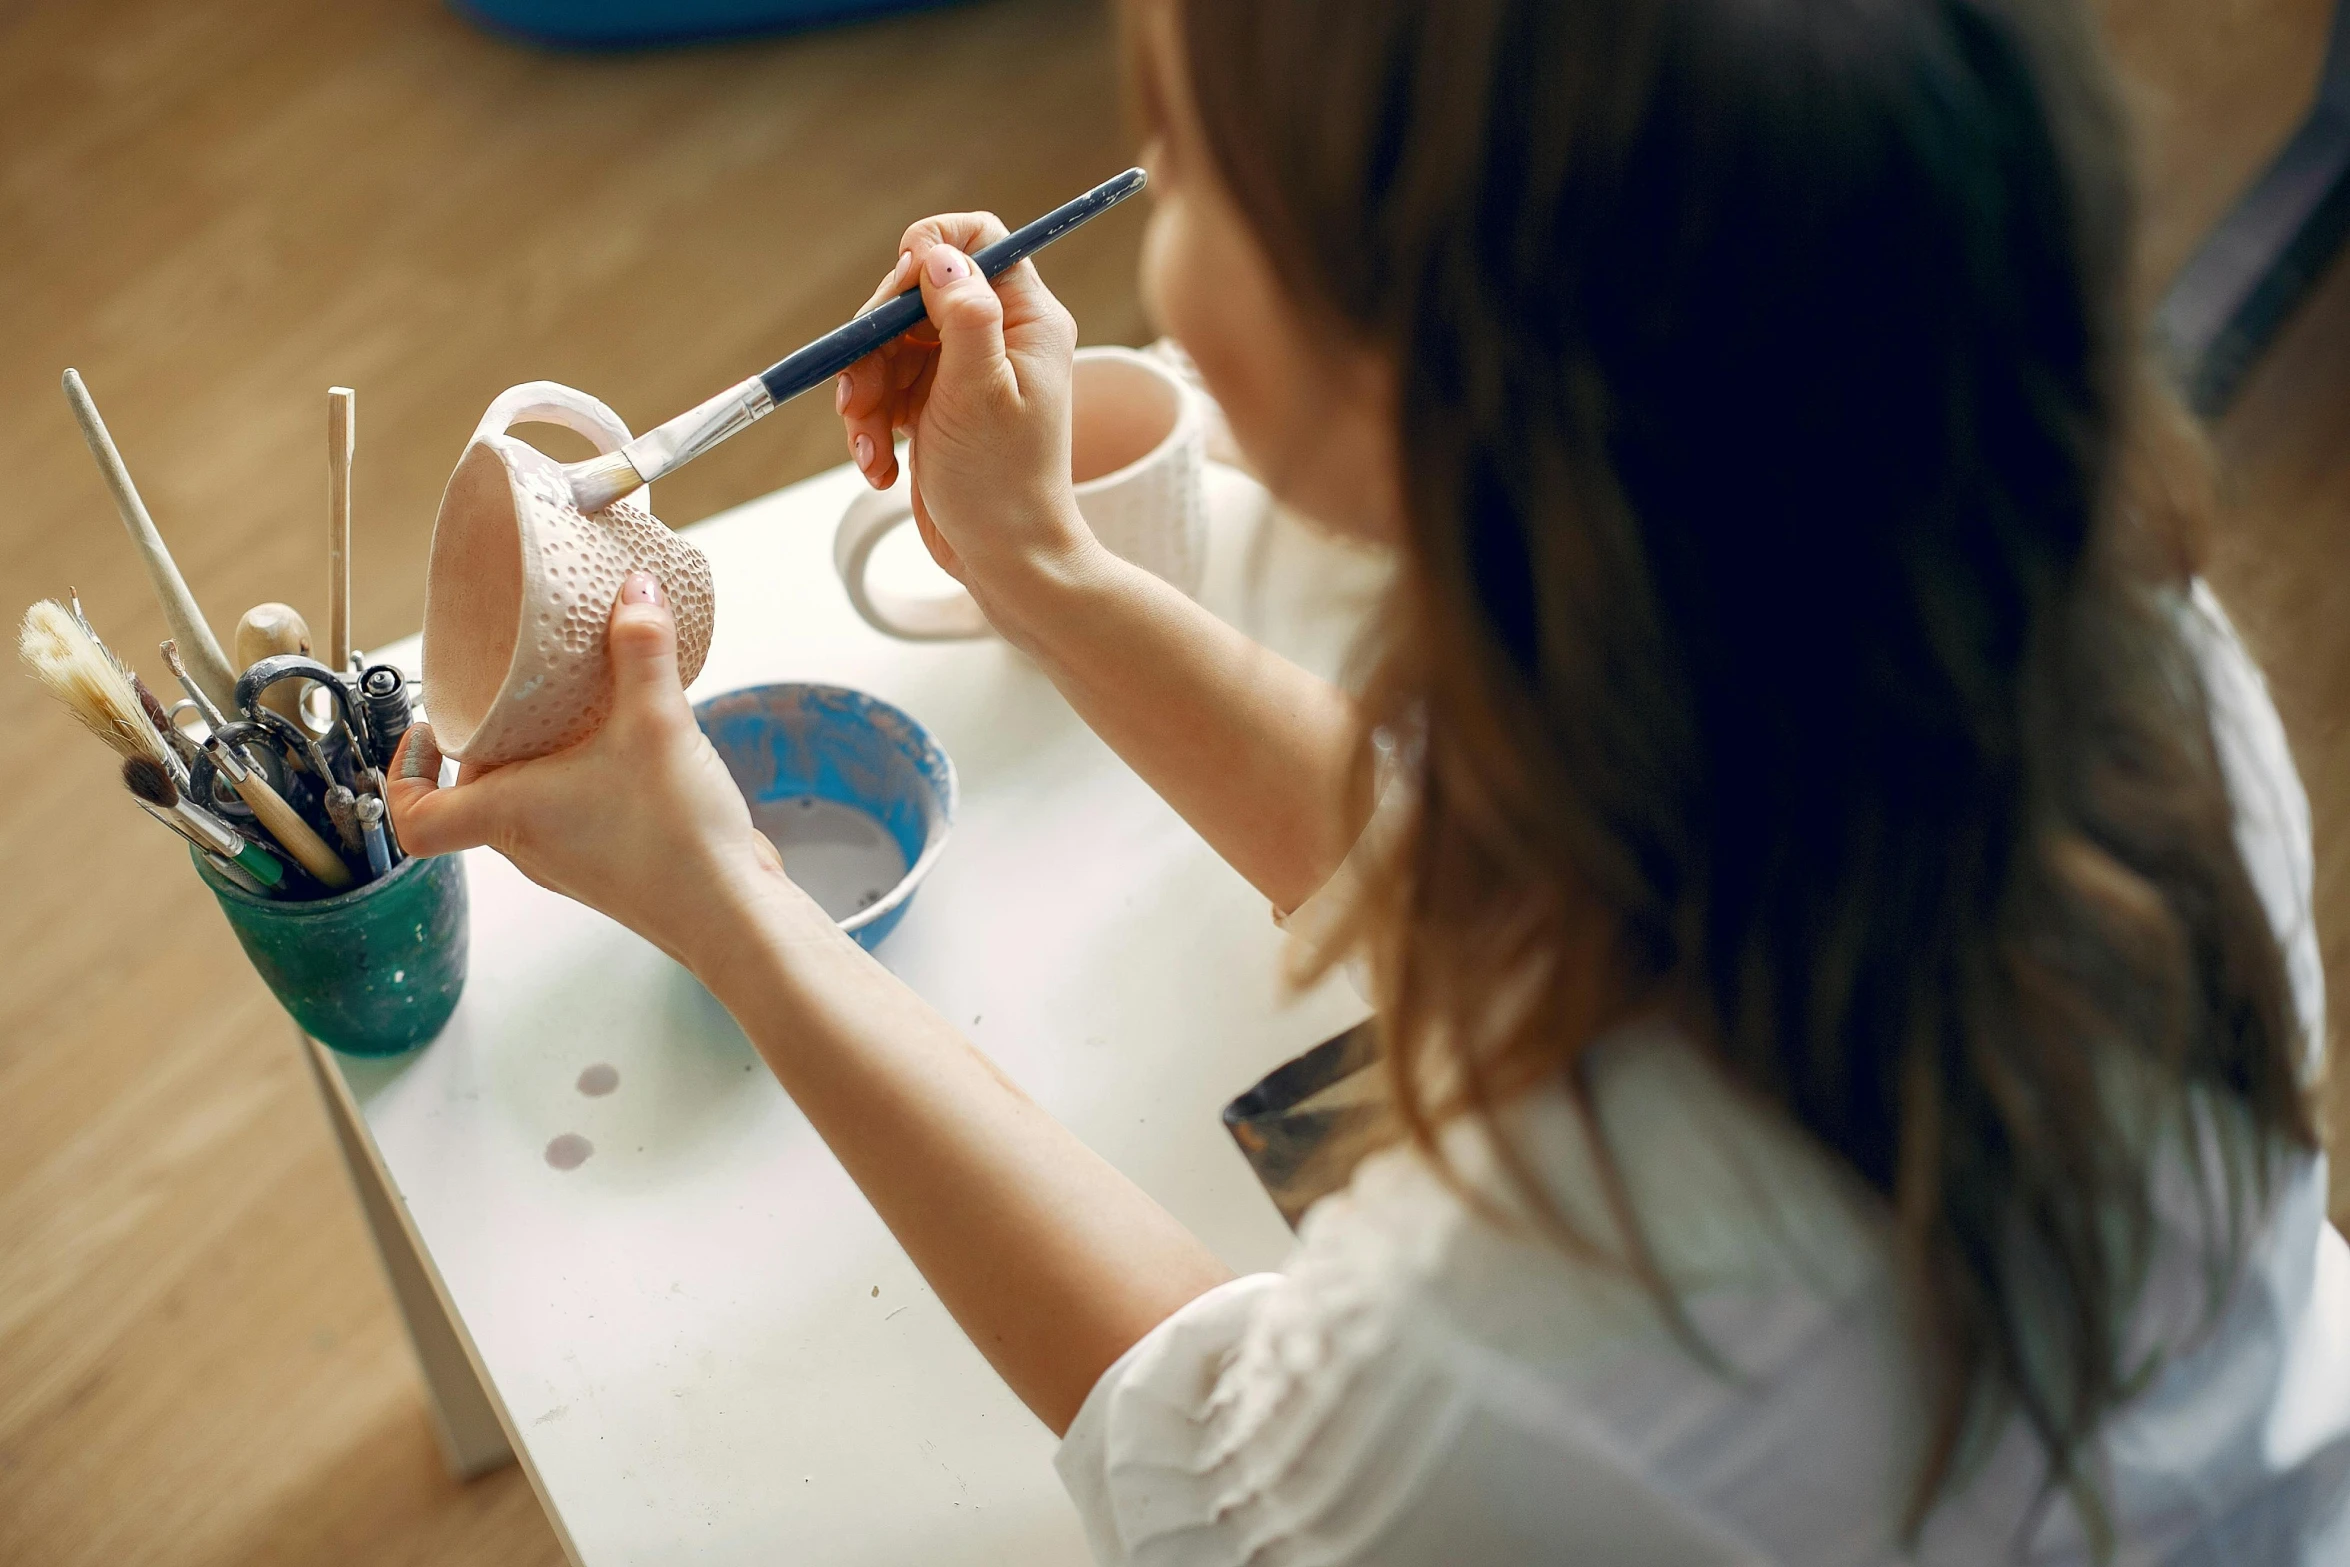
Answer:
[{"left": 1056, "top": 584, "right": 2350, "bottom": 1565}]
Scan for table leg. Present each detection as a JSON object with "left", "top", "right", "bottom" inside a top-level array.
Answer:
[{"left": 300, "top": 1036, "right": 517, "bottom": 1480}]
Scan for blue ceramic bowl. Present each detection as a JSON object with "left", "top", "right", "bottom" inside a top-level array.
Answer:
[{"left": 695, "top": 683, "right": 956, "bottom": 949}]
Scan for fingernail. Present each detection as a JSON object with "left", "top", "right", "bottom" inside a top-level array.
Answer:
[
  {"left": 621, "top": 570, "right": 664, "bottom": 606},
  {"left": 854, "top": 433, "right": 875, "bottom": 470},
  {"left": 925, "top": 246, "right": 970, "bottom": 288},
  {"left": 893, "top": 250, "right": 915, "bottom": 287},
  {"left": 835, "top": 373, "right": 851, "bottom": 413},
  {"left": 400, "top": 721, "right": 442, "bottom": 782}
]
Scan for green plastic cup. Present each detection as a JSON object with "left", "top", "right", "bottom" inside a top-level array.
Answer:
[{"left": 194, "top": 846, "right": 469, "bottom": 1056}]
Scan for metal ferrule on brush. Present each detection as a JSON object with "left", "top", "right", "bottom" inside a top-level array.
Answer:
[
  {"left": 147, "top": 794, "right": 240, "bottom": 857},
  {"left": 133, "top": 793, "right": 268, "bottom": 893},
  {"left": 202, "top": 732, "right": 250, "bottom": 782},
  {"left": 569, "top": 377, "right": 774, "bottom": 512}
]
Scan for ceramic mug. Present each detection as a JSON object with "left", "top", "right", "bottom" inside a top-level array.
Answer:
[
  {"left": 423, "top": 381, "right": 716, "bottom": 766},
  {"left": 831, "top": 346, "right": 1207, "bottom": 641}
]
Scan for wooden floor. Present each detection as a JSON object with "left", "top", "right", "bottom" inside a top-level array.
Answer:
[{"left": 0, "top": 1, "right": 2340, "bottom": 1562}]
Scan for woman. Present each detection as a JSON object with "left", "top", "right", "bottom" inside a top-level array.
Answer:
[{"left": 390, "top": 0, "right": 2350, "bottom": 1558}]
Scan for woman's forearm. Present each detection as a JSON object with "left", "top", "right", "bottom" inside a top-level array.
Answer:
[
  {"left": 985, "top": 535, "right": 1371, "bottom": 914},
  {"left": 701, "top": 870, "right": 1234, "bottom": 1436}
]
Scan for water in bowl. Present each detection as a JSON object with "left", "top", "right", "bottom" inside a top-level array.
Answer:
[{"left": 751, "top": 795, "right": 909, "bottom": 922}]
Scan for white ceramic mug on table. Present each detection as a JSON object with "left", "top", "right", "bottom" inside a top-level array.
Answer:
[{"left": 832, "top": 346, "right": 1208, "bottom": 641}]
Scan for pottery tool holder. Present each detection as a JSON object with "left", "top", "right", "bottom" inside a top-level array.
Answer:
[
  {"left": 183, "top": 394, "right": 457, "bottom": 1050},
  {"left": 181, "top": 641, "right": 457, "bottom": 1054},
  {"left": 31, "top": 375, "right": 463, "bottom": 1055}
]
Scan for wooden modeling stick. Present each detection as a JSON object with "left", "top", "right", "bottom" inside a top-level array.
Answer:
[
  {"left": 62, "top": 369, "right": 240, "bottom": 715},
  {"left": 235, "top": 603, "right": 313, "bottom": 725},
  {"left": 208, "top": 735, "right": 353, "bottom": 891},
  {"left": 328, "top": 387, "right": 354, "bottom": 673}
]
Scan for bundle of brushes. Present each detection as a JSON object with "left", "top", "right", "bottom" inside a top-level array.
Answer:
[{"left": 17, "top": 593, "right": 403, "bottom": 901}]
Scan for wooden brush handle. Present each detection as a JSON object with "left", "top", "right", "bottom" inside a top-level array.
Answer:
[{"left": 232, "top": 770, "right": 352, "bottom": 890}]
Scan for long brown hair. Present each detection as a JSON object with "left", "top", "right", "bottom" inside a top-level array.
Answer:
[{"left": 1139, "top": 0, "right": 2316, "bottom": 1542}]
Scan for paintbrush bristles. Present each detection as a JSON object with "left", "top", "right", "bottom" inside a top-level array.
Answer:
[
  {"left": 18, "top": 599, "right": 171, "bottom": 767},
  {"left": 122, "top": 753, "right": 178, "bottom": 808},
  {"left": 567, "top": 450, "right": 645, "bottom": 514}
]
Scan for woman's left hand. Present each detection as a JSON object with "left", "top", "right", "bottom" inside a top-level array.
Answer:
[
  {"left": 834, "top": 213, "right": 1092, "bottom": 637},
  {"left": 387, "top": 571, "right": 807, "bottom": 976}
]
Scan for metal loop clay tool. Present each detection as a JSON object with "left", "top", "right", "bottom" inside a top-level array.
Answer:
[
  {"left": 564, "top": 167, "right": 1148, "bottom": 512},
  {"left": 245, "top": 706, "right": 336, "bottom": 786}
]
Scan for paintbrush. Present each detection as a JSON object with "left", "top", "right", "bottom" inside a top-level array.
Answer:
[
  {"left": 126, "top": 788, "right": 271, "bottom": 896},
  {"left": 564, "top": 168, "right": 1148, "bottom": 512},
  {"left": 19, "top": 599, "right": 176, "bottom": 771},
  {"left": 121, "top": 754, "right": 289, "bottom": 893},
  {"left": 61, "top": 370, "right": 240, "bottom": 714},
  {"left": 194, "top": 730, "right": 353, "bottom": 891},
  {"left": 164, "top": 638, "right": 353, "bottom": 891},
  {"left": 198, "top": 845, "right": 270, "bottom": 896},
  {"left": 58, "top": 588, "right": 194, "bottom": 790},
  {"left": 136, "top": 674, "right": 202, "bottom": 776}
]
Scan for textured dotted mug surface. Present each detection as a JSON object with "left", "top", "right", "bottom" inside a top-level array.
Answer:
[
  {"left": 195, "top": 848, "right": 469, "bottom": 1056},
  {"left": 424, "top": 381, "right": 715, "bottom": 766}
]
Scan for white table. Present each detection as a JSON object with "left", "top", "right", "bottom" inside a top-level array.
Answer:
[{"left": 307, "top": 456, "right": 1382, "bottom": 1565}]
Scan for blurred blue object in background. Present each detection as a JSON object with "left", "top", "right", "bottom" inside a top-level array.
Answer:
[{"left": 452, "top": 0, "right": 965, "bottom": 48}]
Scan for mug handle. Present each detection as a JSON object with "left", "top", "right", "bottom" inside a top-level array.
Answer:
[
  {"left": 471, "top": 381, "right": 650, "bottom": 510},
  {"left": 833, "top": 481, "right": 992, "bottom": 641}
]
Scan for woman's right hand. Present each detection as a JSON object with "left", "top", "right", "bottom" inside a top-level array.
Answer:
[{"left": 835, "top": 212, "right": 1097, "bottom": 632}]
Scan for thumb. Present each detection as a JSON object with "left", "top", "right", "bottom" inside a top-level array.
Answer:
[
  {"left": 386, "top": 721, "right": 515, "bottom": 858},
  {"left": 608, "top": 571, "right": 681, "bottom": 700},
  {"left": 917, "top": 244, "right": 1013, "bottom": 401}
]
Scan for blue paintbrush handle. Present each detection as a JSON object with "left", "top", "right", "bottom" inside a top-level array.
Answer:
[{"left": 756, "top": 167, "right": 1147, "bottom": 405}]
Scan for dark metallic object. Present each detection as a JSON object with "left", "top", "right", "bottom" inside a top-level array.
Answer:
[
  {"left": 2155, "top": 0, "right": 2350, "bottom": 415},
  {"left": 1221, "top": 1021, "right": 1386, "bottom": 1231},
  {"left": 359, "top": 665, "right": 412, "bottom": 771}
]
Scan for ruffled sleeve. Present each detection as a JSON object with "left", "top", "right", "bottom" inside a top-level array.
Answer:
[
  {"left": 1052, "top": 1114, "right": 1770, "bottom": 1567},
  {"left": 1054, "top": 1269, "right": 1470, "bottom": 1562},
  {"left": 1054, "top": 1275, "right": 1278, "bottom": 1565},
  {"left": 2181, "top": 580, "right": 2326, "bottom": 1076}
]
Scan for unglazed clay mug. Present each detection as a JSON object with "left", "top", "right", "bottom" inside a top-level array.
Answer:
[
  {"left": 422, "top": 382, "right": 715, "bottom": 766},
  {"left": 831, "top": 346, "right": 1207, "bottom": 641}
]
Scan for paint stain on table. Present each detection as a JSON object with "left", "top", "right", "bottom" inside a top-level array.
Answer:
[
  {"left": 545, "top": 1132, "right": 594, "bottom": 1170},
  {"left": 576, "top": 1062, "right": 619, "bottom": 1096}
]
